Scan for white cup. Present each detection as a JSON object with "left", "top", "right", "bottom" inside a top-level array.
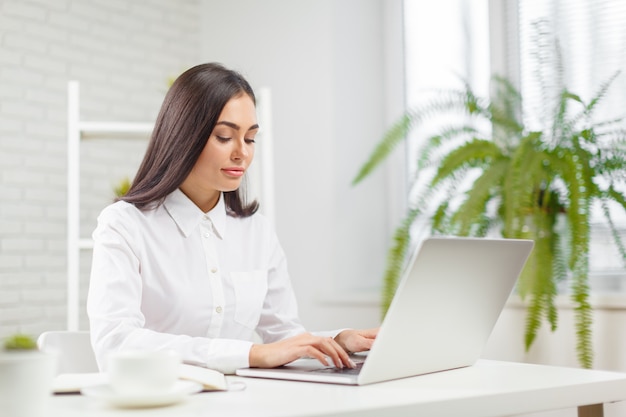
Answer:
[
  {"left": 107, "top": 350, "right": 180, "bottom": 396},
  {"left": 0, "top": 351, "right": 57, "bottom": 417}
]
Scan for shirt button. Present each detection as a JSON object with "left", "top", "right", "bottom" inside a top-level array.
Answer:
[
  {"left": 215, "top": 306, "right": 223, "bottom": 314},
  {"left": 203, "top": 232, "right": 210, "bottom": 238},
  {"left": 210, "top": 267, "right": 218, "bottom": 274}
]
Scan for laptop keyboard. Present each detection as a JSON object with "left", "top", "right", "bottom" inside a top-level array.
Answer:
[{"left": 310, "top": 361, "right": 364, "bottom": 375}]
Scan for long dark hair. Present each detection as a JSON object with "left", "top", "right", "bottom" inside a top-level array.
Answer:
[{"left": 121, "top": 63, "right": 259, "bottom": 217}]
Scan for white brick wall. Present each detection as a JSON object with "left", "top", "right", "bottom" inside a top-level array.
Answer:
[{"left": 0, "top": 0, "right": 201, "bottom": 338}]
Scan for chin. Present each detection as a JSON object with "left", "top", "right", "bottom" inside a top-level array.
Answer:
[{"left": 220, "top": 185, "right": 241, "bottom": 193}]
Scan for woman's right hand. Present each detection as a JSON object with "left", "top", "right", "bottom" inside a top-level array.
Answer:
[{"left": 249, "top": 332, "right": 355, "bottom": 369}]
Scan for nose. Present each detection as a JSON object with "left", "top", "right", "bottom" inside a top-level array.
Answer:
[{"left": 232, "top": 138, "right": 249, "bottom": 160}]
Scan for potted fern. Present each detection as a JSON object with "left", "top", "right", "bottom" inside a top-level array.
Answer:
[{"left": 353, "top": 47, "right": 626, "bottom": 369}]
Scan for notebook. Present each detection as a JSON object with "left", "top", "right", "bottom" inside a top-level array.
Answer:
[{"left": 235, "top": 236, "right": 533, "bottom": 385}]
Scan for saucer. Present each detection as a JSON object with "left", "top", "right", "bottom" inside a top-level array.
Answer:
[{"left": 81, "top": 380, "right": 203, "bottom": 408}]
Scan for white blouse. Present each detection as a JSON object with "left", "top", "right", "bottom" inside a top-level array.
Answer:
[{"left": 87, "top": 189, "right": 323, "bottom": 374}]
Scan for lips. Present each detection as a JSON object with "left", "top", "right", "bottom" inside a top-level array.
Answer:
[{"left": 222, "top": 167, "right": 245, "bottom": 177}]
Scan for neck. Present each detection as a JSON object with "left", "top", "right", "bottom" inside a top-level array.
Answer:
[{"left": 179, "top": 187, "right": 220, "bottom": 213}]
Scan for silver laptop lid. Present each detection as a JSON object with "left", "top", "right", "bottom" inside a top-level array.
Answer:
[{"left": 357, "top": 236, "right": 533, "bottom": 384}]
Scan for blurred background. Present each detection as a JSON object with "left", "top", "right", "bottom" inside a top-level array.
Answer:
[{"left": 2, "top": 3, "right": 626, "bottom": 415}]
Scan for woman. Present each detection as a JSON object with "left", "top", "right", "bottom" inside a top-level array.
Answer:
[{"left": 87, "top": 63, "right": 377, "bottom": 374}]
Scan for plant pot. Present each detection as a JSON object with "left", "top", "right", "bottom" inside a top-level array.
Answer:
[{"left": 0, "top": 350, "right": 57, "bottom": 417}]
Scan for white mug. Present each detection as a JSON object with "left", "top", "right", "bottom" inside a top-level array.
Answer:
[
  {"left": 0, "top": 351, "right": 57, "bottom": 417},
  {"left": 107, "top": 350, "right": 180, "bottom": 396}
]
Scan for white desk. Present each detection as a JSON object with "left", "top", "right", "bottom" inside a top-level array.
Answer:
[{"left": 47, "top": 360, "right": 626, "bottom": 417}]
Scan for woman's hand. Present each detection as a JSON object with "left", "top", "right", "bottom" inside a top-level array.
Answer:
[
  {"left": 334, "top": 328, "right": 378, "bottom": 353},
  {"left": 249, "top": 332, "right": 354, "bottom": 369}
]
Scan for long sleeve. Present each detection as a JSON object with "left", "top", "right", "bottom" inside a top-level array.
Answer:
[
  {"left": 87, "top": 200, "right": 253, "bottom": 374},
  {"left": 87, "top": 190, "right": 310, "bottom": 374}
]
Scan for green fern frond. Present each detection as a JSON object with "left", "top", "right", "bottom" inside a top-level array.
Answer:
[
  {"left": 491, "top": 75, "right": 522, "bottom": 105},
  {"left": 553, "top": 90, "right": 574, "bottom": 140},
  {"left": 354, "top": 87, "right": 498, "bottom": 185},
  {"left": 596, "top": 151, "right": 626, "bottom": 180},
  {"left": 432, "top": 139, "right": 503, "bottom": 186},
  {"left": 571, "top": 140, "right": 598, "bottom": 195},
  {"left": 572, "top": 263, "right": 593, "bottom": 368},
  {"left": 353, "top": 114, "right": 411, "bottom": 185},
  {"left": 473, "top": 213, "right": 495, "bottom": 237},
  {"left": 600, "top": 199, "right": 626, "bottom": 268},
  {"left": 550, "top": 147, "right": 593, "bottom": 367},
  {"left": 553, "top": 89, "right": 595, "bottom": 146},
  {"left": 584, "top": 71, "right": 621, "bottom": 117},
  {"left": 522, "top": 227, "right": 559, "bottom": 347},
  {"left": 409, "top": 88, "right": 488, "bottom": 118},
  {"left": 502, "top": 132, "right": 545, "bottom": 237},
  {"left": 523, "top": 210, "right": 559, "bottom": 349},
  {"left": 562, "top": 72, "right": 621, "bottom": 144},
  {"left": 537, "top": 208, "right": 560, "bottom": 333},
  {"left": 551, "top": 230, "right": 569, "bottom": 286},
  {"left": 546, "top": 273, "right": 560, "bottom": 330},
  {"left": 431, "top": 201, "right": 450, "bottom": 233},
  {"left": 490, "top": 112, "right": 524, "bottom": 138},
  {"left": 381, "top": 207, "right": 422, "bottom": 317},
  {"left": 524, "top": 294, "right": 543, "bottom": 349},
  {"left": 407, "top": 164, "right": 470, "bottom": 219},
  {"left": 488, "top": 76, "right": 525, "bottom": 139},
  {"left": 563, "top": 91, "right": 583, "bottom": 104},
  {"left": 591, "top": 117, "right": 626, "bottom": 134},
  {"left": 451, "top": 159, "right": 508, "bottom": 235},
  {"left": 554, "top": 149, "right": 591, "bottom": 268},
  {"left": 422, "top": 169, "right": 473, "bottom": 235},
  {"left": 417, "top": 125, "right": 479, "bottom": 170},
  {"left": 519, "top": 209, "right": 557, "bottom": 294},
  {"left": 606, "top": 185, "right": 626, "bottom": 211}
]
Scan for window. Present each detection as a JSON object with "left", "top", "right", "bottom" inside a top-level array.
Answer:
[
  {"left": 403, "top": 0, "right": 626, "bottom": 293},
  {"left": 403, "top": 0, "right": 490, "bottom": 238},
  {"left": 515, "top": 0, "right": 626, "bottom": 293}
]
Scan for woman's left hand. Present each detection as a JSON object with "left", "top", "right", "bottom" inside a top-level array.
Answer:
[{"left": 334, "top": 328, "right": 379, "bottom": 353}]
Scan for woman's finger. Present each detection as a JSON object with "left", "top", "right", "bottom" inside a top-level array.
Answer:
[
  {"left": 316, "top": 336, "right": 353, "bottom": 368},
  {"left": 303, "top": 345, "right": 330, "bottom": 367},
  {"left": 361, "top": 328, "right": 379, "bottom": 339}
]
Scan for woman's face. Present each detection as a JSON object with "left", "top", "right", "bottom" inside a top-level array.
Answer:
[{"left": 181, "top": 93, "right": 258, "bottom": 211}]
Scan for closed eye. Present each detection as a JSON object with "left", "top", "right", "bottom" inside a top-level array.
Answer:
[{"left": 215, "top": 135, "right": 255, "bottom": 144}]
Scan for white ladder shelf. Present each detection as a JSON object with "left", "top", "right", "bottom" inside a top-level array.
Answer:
[{"left": 66, "top": 81, "right": 153, "bottom": 331}]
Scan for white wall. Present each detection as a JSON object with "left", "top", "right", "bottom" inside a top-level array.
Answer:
[
  {"left": 0, "top": 0, "right": 405, "bottom": 336},
  {"left": 0, "top": 0, "right": 201, "bottom": 336},
  {"left": 200, "top": 0, "right": 406, "bottom": 332}
]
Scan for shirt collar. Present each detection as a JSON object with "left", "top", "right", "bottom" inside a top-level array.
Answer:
[{"left": 164, "top": 189, "right": 226, "bottom": 239}]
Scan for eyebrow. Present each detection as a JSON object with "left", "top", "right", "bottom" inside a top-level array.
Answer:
[{"left": 215, "top": 121, "right": 260, "bottom": 132}]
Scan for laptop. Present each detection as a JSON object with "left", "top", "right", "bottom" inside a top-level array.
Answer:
[{"left": 236, "top": 236, "right": 533, "bottom": 385}]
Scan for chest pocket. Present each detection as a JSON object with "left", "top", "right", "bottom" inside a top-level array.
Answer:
[{"left": 231, "top": 270, "right": 268, "bottom": 329}]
